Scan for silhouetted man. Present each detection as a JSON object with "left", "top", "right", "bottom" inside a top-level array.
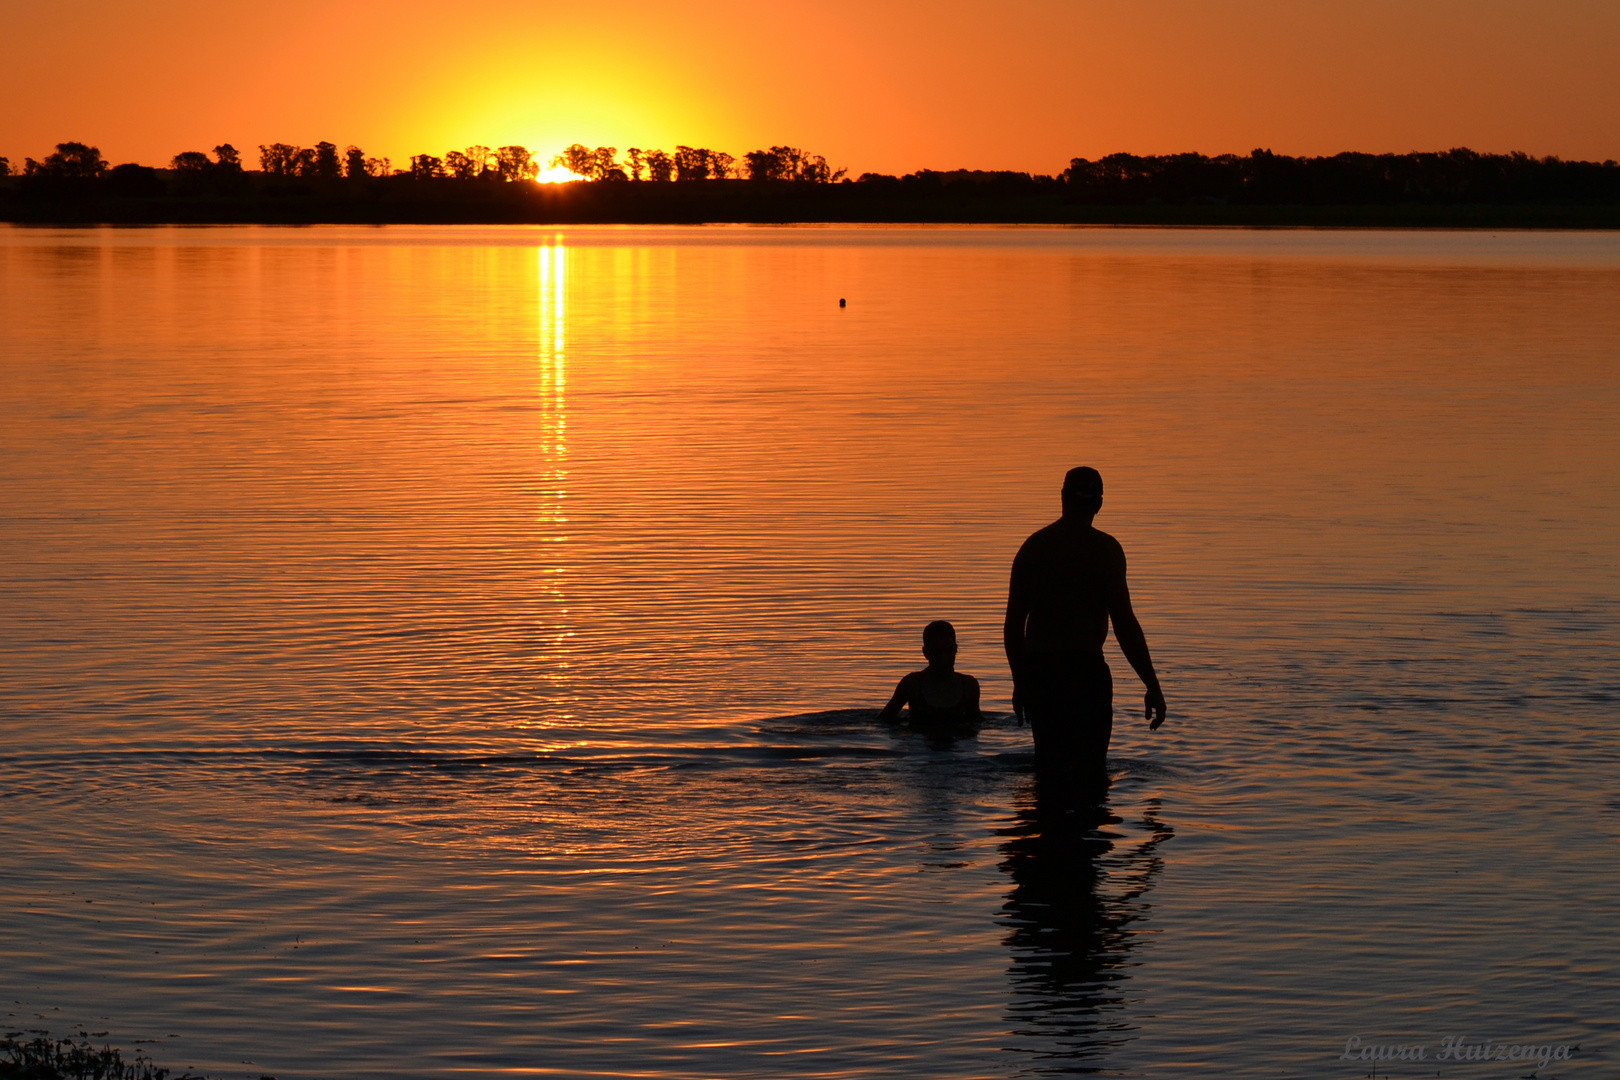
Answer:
[{"left": 1004, "top": 467, "right": 1166, "bottom": 805}]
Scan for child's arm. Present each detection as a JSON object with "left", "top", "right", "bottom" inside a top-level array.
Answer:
[
  {"left": 964, "top": 674, "right": 983, "bottom": 722},
  {"left": 878, "top": 674, "right": 914, "bottom": 720}
]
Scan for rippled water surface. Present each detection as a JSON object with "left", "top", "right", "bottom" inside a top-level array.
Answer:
[{"left": 3, "top": 225, "right": 1618, "bottom": 1078}]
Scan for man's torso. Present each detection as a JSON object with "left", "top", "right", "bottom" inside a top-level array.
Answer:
[{"left": 1011, "top": 521, "right": 1123, "bottom": 653}]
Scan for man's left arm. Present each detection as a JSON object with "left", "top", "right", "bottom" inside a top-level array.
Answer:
[
  {"left": 1102, "top": 541, "right": 1166, "bottom": 729},
  {"left": 1003, "top": 552, "right": 1032, "bottom": 724}
]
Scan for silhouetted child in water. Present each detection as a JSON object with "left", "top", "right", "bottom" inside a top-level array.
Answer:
[{"left": 878, "top": 621, "right": 983, "bottom": 726}]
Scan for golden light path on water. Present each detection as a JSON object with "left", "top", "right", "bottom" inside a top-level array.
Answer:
[
  {"left": 533, "top": 240, "right": 573, "bottom": 738},
  {"left": 0, "top": 225, "right": 1617, "bottom": 1079}
]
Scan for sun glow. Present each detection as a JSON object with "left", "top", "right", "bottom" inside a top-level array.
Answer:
[{"left": 534, "top": 164, "right": 581, "bottom": 184}]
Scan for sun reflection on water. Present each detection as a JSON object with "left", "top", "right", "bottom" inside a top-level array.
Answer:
[
  {"left": 537, "top": 239, "right": 567, "bottom": 482},
  {"left": 532, "top": 240, "right": 572, "bottom": 717}
]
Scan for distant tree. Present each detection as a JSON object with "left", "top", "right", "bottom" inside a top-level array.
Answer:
[
  {"left": 213, "top": 144, "right": 242, "bottom": 171},
  {"left": 464, "top": 145, "right": 495, "bottom": 177},
  {"left": 746, "top": 146, "right": 843, "bottom": 183},
  {"left": 673, "top": 145, "right": 709, "bottom": 181},
  {"left": 170, "top": 151, "right": 213, "bottom": 172},
  {"left": 410, "top": 154, "right": 444, "bottom": 179},
  {"left": 291, "top": 147, "right": 317, "bottom": 176},
  {"left": 32, "top": 142, "right": 109, "bottom": 178},
  {"left": 107, "top": 162, "right": 165, "bottom": 195},
  {"left": 643, "top": 149, "right": 673, "bottom": 182},
  {"left": 344, "top": 145, "right": 367, "bottom": 179},
  {"left": 666, "top": 146, "right": 737, "bottom": 181},
  {"left": 548, "top": 144, "right": 629, "bottom": 180},
  {"left": 496, "top": 145, "right": 539, "bottom": 181},
  {"left": 444, "top": 150, "right": 475, "bottom": 179},
  {"left": 0, "top": 156, "right": 10, "bottom": 177},
  {"left": 591, "top": 146, "right": 625, "bottom": 180},
  {"left": 365, "top": 156, "right": 391, "bottom": 178},
  {"left": 259, "top": 143, "right": 299, "bottom": 175},
  {"left": 625, "top": 148, "right": 645, "bottom": 181},
  {"left": 803, "top": 154, "right": 843, "bottom": 183},
  {"left": 767, "top": 146, "right": 804, "bottom": 179},
  {"left": 309, "top": 141, "right": 340, "bottom": 178},
  {"left": 551, "top": 143, "right": 595, "bottom": 179},
  {"left": 744, "top": 148, "right": 786, "bottom": 181}
]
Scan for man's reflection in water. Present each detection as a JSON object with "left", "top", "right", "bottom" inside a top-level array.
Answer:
[{"left": 998, "top": 788, "right": 1173, "bottom": 1072}]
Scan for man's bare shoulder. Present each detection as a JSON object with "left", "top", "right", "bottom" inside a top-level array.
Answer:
[
  {"left": 1090, "top": 528, "right": 1128, "bottom": 572},
  {"left": 1092, "top": 527, "right": 1126, "bottom": 554},
  {"left": 1013, "top": 522, "right": 1127, "bottom": 579},
  {"left": 1014, "top": 519, "right": 1067, "bottom": 558},
  {"left": 1018, "top": 521, "right": 1125, "bottom": 554}
]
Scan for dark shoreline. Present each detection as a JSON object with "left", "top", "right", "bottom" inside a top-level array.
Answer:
[{"left": 5, "top": 178, "right": 1620, "bottom": 229}]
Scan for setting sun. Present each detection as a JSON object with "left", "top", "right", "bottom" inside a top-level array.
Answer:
[{"left": 534, "top": 163, "right": 579, "bottom": 184}]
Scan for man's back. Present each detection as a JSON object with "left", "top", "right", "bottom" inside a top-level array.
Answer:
[{"left": 1008, "top": 520, "right": 1125, "bottom": 654}]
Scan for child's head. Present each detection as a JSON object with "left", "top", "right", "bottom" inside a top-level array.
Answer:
[{"left": 922, "top": 620, "right": 958, "bottom": 667}]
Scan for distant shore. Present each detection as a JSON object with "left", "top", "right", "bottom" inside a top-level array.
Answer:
[
  {"left": 5, "top": 178, "right": 1619, "bottom": 228},
  {"left": 9, "top": 145, "right": 1619, "bottom": 227}
]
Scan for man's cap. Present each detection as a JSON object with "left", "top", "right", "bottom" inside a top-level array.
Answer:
[{"left": 1062, "top": 466, "right": 1104, "bottom": 498}]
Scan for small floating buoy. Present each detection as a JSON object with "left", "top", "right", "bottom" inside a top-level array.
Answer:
[{"left": 839, "top": 298, "right": 846, "bottom": 308}]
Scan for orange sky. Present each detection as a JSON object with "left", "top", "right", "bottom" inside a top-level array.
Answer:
[{"left": 4, "top": 0, "right": 1619, "bottom": 175}]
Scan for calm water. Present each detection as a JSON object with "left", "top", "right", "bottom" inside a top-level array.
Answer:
[{"left": 2, "top": 225, "right": 1618, "bottom": 1078}]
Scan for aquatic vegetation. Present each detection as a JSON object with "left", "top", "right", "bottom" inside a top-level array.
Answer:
[{"left": 0, "top": 1033, "right": 201, "bottom": 1080}]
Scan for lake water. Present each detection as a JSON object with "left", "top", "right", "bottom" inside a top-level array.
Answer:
[{"left": 2, "top": 224, "right": 1618, "bottom": 1079}]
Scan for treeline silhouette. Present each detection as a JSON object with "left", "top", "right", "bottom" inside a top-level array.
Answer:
[
  {"left": 0, "top": 139, "right": 842, "bottom": 185},
  {"left": 1061, "top": 148, "right": 1620, "bottom": 205},
  {"left": 4, "top": 141, "right": 1618, "bottom": 225},
  {"left": 549, "top": 143, "right": 843, "bottom": 182}
]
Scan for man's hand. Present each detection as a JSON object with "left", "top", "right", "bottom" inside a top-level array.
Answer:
[
  {"left": 1012, "top": 684, "right": 1025, "bottom": 726},
  {"left": 1145, "top": 684, "right": 1166, "bottom": 730}
]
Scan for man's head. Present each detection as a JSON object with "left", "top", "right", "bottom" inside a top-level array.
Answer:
[
  {"left": 1061, "top": 466, "right": 1104, "bottom": 521},
  {"left": 922, "top": 620, "right": 958, "bottom": 666}
]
